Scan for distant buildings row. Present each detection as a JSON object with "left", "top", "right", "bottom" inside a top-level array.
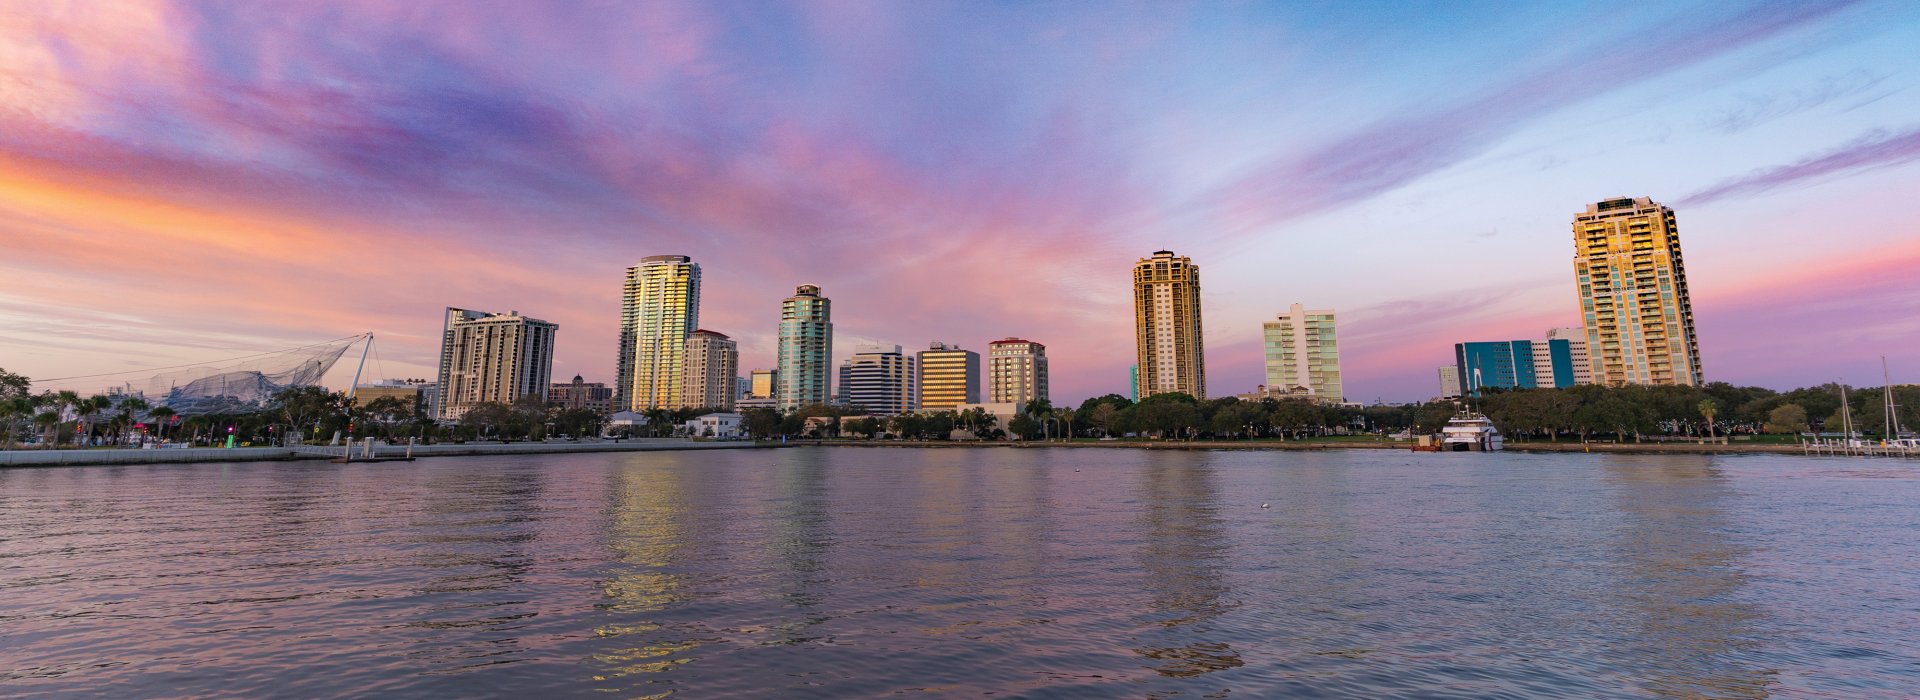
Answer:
[
  {"left": 1442, "top": 196, "right": 1704, "bottom": 398},
  {"left": 413, "top": 196, "right": 1701, "bottom": 421}
]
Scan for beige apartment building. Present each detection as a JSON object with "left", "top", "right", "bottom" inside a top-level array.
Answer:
[
  {"left": 987, "top": 337, "right": 1048, "bottom": 405},
  {"left": 435, "top": 307, "right": 557, "bottom": 421},
  {"left": 1573, "top": 197, "right": 1702, "bottom": 386},
  {"left": 682, "top": 329, "right": 738, "bottom": 410},
  {"left": 1133, "top": 250, "right": 1204, "bottom": 399},
  {"left": 1262, "top": 303, "right": 1342, "bottom": 402}
]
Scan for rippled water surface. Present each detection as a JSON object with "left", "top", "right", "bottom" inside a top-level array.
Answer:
[{"left": 4, "top": 448, "right": 1919, "bottom": 697}]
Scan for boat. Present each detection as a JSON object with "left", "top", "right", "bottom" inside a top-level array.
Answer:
[{"left": 1440, "top": 412, "right": 1504, "bottom": 452}]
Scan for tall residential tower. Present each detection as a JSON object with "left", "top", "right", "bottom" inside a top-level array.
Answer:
[
  {"left": 1573, "top": 197, "right": 1702, "bottom": 386},
  {"left": 436, "top": 307, "right": 557, "bottom": 421},
  {"left": 777, "top": 284, "right": 833, "bottom": 412},
  {"left": 616, "top": 255, "right": 700, "bottom": 411},
  {"left": 683, "top": 329, "right": 739, "bottom": 410},
  {"left": 1133, "top": 250, "right": 1205, "bottom": 399}
]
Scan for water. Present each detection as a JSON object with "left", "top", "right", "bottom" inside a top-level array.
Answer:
[{"left": 3, "top": 448, "right": 1918, "bottom": 698}]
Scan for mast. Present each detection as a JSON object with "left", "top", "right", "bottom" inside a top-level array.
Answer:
[
  {"left": 1887, "top": 357, "right": 1904, "bottom": 439},
  {"left": 344, "top": 333, "right": 373, "bottom": 402},
  {"left": 1839, "top": 382, "right": 1854, "bottom": 440}
]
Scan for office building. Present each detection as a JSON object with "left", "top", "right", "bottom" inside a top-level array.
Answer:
[
  {"left": 351, "top": 379, "right": 429, "bottom": 410},
  {"left": 436, "top": 307, "right": 557, "bottom": 421},
  {"left": 747, "top": 369, "right": 778, "bottom": 400},
  {"left": 838, "top": 344, "right": 916, "bottom": 416},
  {"left": 683, "top": 329, "right": 739, "bottom": 410},
  {"left": 1437, "top": 366, "right": 1461, "bottom": 399},
  {"left": 918, "top": 342, "right": 979, "bottom": 411},
  {"left": 1133, "top": 250, "right": 1205, "bottom": 398},
  {"left": 1454, "top": 339, "right": 1577, "bottom": 396},
  {"left": 1573, "top": 197, "right": 1702, "bottom": 386},
  {"left": 988, "top": 337, "right": 1049, "bottom": 405},
  {"left": 1544, "top": 326, "right": 1592, "bottom": 385},
  {"left": 1263, "top": 304, "right": 1343, "bottom": 402},
  {"left": 616, "top": 255, "right": 700, "bottom": 411},
  {"left": 777, "top": 284, "right": 833, "bottom": 412},
  {"left": 550, "top": 375, "right": 614, "bottom": 414}
]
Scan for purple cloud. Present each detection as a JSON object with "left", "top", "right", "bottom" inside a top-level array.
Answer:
[{"left": 1678, "top": 125, "right": 1920, "bottom": 206}]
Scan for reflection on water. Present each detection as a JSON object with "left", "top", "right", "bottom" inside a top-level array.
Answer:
[
  {"left": 3, "top": 449, "right": 1919, "bottom": 697},
  {"left": 1606, "top": 458, "right": 1772, "bottom": 698}
]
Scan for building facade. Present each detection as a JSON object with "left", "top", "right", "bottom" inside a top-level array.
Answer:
[
  {"left": 1544, "top": 326, "right": 1592, "bottom": 385},
  {"left": 777, "top": 284, "right": 833, "bottom": 412},
  {"left": 549, "top": 375, "right": 614, "bottom": 414},
  {"left": 1263, "top": 304, "right": 1343, "bottom": 402},
  {"left": 616, "top": 255, "right": 701, "bottom": 411},
  {"left": 1437, "top": 366, "right": 1461, "bottom": 399},
  {"left": 1454, "top": 339, "right": 1577, "bottom": 396},
  {"left": 987, "top": 338, "right": 1049, "bottom": 406},
  {"left": 1133, "top": 250, "right": 1205, "bottom": 398},
  {"left": 436, "top": 307, "right": 557, "bottom": 421},
  {"left": 917, "top": 342, "right": 979, "bottom": 411},
  {"left": 1573, "top": 197, "right": 1702, "bottom": 386},
  {"left": 838, "top": 344, "right": 917, "bottom": 416},
  {"left": 683, "top": 329, "right": 739, "bottom": 410},
  {"left": 747, "top": 369, "right": 777, "bottom": 400}
]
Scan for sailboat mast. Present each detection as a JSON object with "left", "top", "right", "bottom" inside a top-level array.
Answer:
[
  {"left": 1887, "top": 357, "right": 1904, "bottom": 438},
  {"left": 1839, "top": 382, "right": 1853, "bottom": 439}
]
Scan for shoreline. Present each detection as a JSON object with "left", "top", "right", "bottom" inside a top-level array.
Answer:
[
  {"left": 1, "top": 438, "right": 1883, "bottom": 468},
  {"left": 0, "top": 439, "right": 764, "bottom": 468},
  {"left": 796, "top": 439, "right": 1834, "bottom": 456}
]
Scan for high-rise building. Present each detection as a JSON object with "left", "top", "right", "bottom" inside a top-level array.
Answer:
[
  {"left": 838, "top": 344, "right": 916, "bottom": 416},
  {"left": 1437, "top": 366, "right": 1461, "bottom": 399},
  {"left": 616, "top": 255, "right": 700, "bottom": 411},
  {"left": 777, "top": 284, "right": 832, "bottom": 412},
  {"left": 747, "top": 369, "right": 778, "bottom": 400},
  {"left": 1133, "top": 250, "right": 1205, "bottom": 399},
  {"left": 436, "top": 307, "right": 557, "bottom": 421},
  {"left": 683, "top": 329, "right": 738, "bottom": 410},
  {"left": 988, "top": 338, "right": 1048, "bottom": 405},
  {"left": 1573, "top": 197, "right": 1702, "bottom": 386},
  {"left": 1128, "top": 365, "right": 1138, "bottom": 401},
  {"left": 917, "top": 342, "right": 979, "bottom": 412},
  {"left": 550, "top": 375, "right": 614, "bottom": 414},
  {"left": 1262, "top": 304, "right": 1343, "bottom": 402},
  {"left": 1453, "top": 339, "right": 1578, "bottom": 397},
  {"left": 1544, "top": 326, "right": 1592, "bottom": 385}
]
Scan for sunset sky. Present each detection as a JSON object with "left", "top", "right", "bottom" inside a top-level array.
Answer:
[{"left": 3, "top": 1, "right": 1918, "bottom": 403}]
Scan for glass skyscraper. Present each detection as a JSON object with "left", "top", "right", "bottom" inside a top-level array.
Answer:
[{"left": 776, "top": 284, "right": 832, "bottom": 412}]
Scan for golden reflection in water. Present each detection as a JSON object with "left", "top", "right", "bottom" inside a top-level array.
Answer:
[
  {"left": 1607, "top": 457, "right": 1773, "bottom": 699},
  {"left": 1134, "top": 453, "right": 1243, "bottom": 678},
  {"left": 594, "top": 456, "right": 698, "bottom": 683},
  {"left": 766, "top": 448, "right": 834, "bottom": 644}
]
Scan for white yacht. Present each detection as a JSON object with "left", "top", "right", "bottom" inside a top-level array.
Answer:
[{"left": 1441, "top": 412, "right": 1504, "bottom": 452}]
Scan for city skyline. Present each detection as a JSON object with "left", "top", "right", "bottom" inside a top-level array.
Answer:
[{"left": 5, "top": 2, "right": 1920, "bottom": 402}]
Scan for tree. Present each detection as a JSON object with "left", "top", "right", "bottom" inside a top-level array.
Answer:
[
  {"left": 742, "top": 408, "right": 783, "bottom": 439},
  {"left": 0, "top": 367, "right": 29, "bottom": 402},
  {"left": 1765, "top": 403, "right": 1808, "bottom": 436},
  {"left": 1007, "top": 414, "right": 1040, "bottom": 440},
  {"left": 34, "top": 411, "right": 61, "bottom": 448},
  {"left": 116, "top": 396, "right": 149, "bottom": 445},
  {"left": 1698, "top": 398, "right": 1721, "bottom": 441},
  {"left": 73, "top": 394, "right": 110, "bottom": 447},
  {"left": 274, "top": 386, "right": 337, "bottom": 445},
  {"left": 1088, "top": 403, "right": 1120, "bottom": 437},
  {"left": 148, "top": 406, "right": 177, "bottom": 442}
]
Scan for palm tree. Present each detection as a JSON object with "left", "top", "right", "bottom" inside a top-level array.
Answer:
[
  {"left": 1698, "top": 398, "right": 1721, "bottom": 442},
  {"left": 73, "top": 394, "right": 110, "bottom": 447},
  {"left": 149, "top": 406, "right": 177, "bottom": 443},
  {"left": 34, "top": 411, "right": 61, "bottom": 448},
  {"left": 0, "top": 395, "right": 31, "bottom": 448},
  {"left": 118, "top": 397, "right": 149, "bottom": 445},
  {"left": 54, "top": 390, "right": 79, "bottom": 446}
]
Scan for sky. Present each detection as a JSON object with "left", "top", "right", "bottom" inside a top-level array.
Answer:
[{"left": 3, "top": 0, "right": 1919, "bottom": 405}]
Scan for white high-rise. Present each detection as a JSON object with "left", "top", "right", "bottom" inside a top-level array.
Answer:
[
  {"left": 1262, "top": 304, "right": 1343, "bottom": 402},
  {"left": 617, "top": 255, "right": 700, "bottom": 411},
  {"left": 987, "top": 338, "right": 1048, "bottom": 405}
]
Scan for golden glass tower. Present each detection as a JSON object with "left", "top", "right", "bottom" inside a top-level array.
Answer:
[
  {"left": 917, "top": 342, "right": 979, "bottom": 411},
  {"left": 1133, "top": 250, "right": 1205, "bottom": 399},
  {"left": 617, "top": 255, "right": 700, "bottom": 411},
  {"left": 1573, "top": 197, "right": 1702, "bottom": 387}
]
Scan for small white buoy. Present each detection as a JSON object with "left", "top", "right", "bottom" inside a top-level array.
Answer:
[{"left": 1261, "top": 503, "right": 1271, "bottom": 509}]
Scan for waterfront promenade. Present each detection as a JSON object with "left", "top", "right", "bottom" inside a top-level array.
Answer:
[{"left": 0, "top": 439, "right": 760, "bottom": 468}]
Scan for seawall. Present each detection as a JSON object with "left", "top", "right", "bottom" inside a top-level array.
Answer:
[{"left": 0, "top": 440, "right": 766, "bottom": 468}]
